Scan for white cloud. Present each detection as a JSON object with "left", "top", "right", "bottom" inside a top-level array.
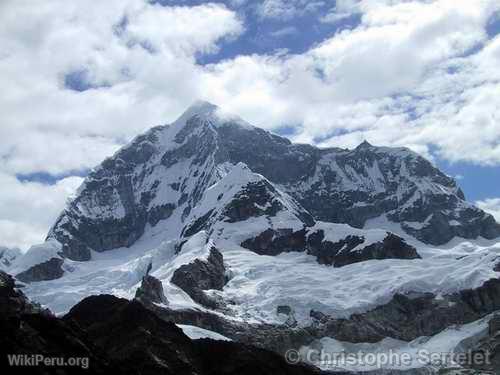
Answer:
[
  {"left": 124, "top": 3, "right": 243, "bottom": 56},
  {"left": 199, "top": 0, "right": 500, "bottom": 166},
  {"left": 4, "top": 0, "right": 498, "bottom": 173},
  {"left": 256, "top": 0, "right": 325, "bottom": 20},
  {"left": 0, "top": 0, "right": 243, "bottom": 175},
  {"left": 321, "top": 0, "right": 361, "bottom": 23},
  {"left": 476, "top": 198, "right": 500, "bottom": 222},
  {"left": 0, "top": 0, "right": 244, "bottom": 248},
  {"left": 0, "top": 173, "right": 84, "bottom": 250}
]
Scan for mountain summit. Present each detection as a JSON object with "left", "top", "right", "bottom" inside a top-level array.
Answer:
[
  {"left": 40, "top": 101, "right": 499, "bottom": 263},
  {"left": 6, "top": 102, "right": 500, "bottom": 373}
]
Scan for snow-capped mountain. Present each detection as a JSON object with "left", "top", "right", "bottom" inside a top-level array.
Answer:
[
  {"left": 7, "top": 101, "right": 500, "bottom": 373},
  {"left": 46, "top": 101, "right": 499, "bottom": 264}
]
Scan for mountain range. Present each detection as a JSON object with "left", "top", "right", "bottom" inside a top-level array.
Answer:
[{"left": 2, "top": 101, "right": 500, "bottom": 374}]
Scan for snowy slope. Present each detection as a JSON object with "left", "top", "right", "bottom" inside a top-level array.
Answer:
[
  {"left": 8, "top": 102, "right": 500, "bottom": 373},
  {"left": 181, "top": 162, "right": 314, "bottom": 242},
  {"left": 11, "top": 101, "right": 500, "bottom": 311},
  {"left": 177, "top": 324, "right": 232, "bottom": 341},
  {"left": 15, "top": 219, "right": 500, "bottom": 321}
]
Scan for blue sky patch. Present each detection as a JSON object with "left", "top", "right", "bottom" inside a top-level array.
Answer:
[{"left": 17, "top": 170, "right": 89, "bottom": 185}]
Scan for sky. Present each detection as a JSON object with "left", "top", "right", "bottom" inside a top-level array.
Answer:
[{"left": 1, "top": 0, "right": 500, "bottom": 250}]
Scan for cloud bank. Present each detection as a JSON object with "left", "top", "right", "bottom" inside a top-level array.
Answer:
[
  {"left": 1, "top": 0, "right": 499, "bottom": 248},
  {"left": 476, "top": 198, "right": 500, "bottom": 222}
]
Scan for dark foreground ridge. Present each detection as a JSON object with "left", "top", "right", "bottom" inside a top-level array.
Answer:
[
  {"left": 0, "top": 270, "right": 320, "bottom": 375},
  {"left": 2, "top": 270, "right": 500, "bottom": 374}
]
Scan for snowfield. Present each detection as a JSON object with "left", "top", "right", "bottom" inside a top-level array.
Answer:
[
  {"left": 10, "top": 218, "right": 500, "bottom": 323},
  {"left": 216, "top": 238, "right": 500, "bottom": 324},
  {"left": 177, "top": 324, "right": 232, "bottom": 341}
]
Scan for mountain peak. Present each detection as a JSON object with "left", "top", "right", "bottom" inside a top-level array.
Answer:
[
  {"left": 171, "top": 100, "right": 254, "bottom": 133},
  {"left": 356, "top": 140, "right": 373, "bottom": 150},
  {"left": 187, "top": 100, "right": 218, "bottom": 115},
  {"left": 173, "top": 100, "right": 219, "bottom": 125},
  {"left": 41, "top": 102, "right": 500, "bottom": 266}
]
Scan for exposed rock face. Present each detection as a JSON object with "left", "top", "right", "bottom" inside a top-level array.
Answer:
[
  {"left": 44, "top": 102, "right": 499, "bottom": 262},
  {"left": 223, "top": 180, "right": 315, "bottom": 226},
  {"left": 171, "top": 247, "right": 227, "bottom": 308},
  {"left": 139, "top": 277, "right": 500, "bottom": 357},
  {"left": 180, "top": 162, "right": 316, "bottom": 242},
  {"left": 46, "top": 121, "right": 214, "bottom": 261},
  {"left": 0, "top": 270, "right": 112, "bottom": 374},
  {"left": 64, "top": 294, "right": 321, "bottom": 375},
  {"left": 241, "top": 228, "right": 420, "bottom": 267},
  {"left": 15, "top": 257, "right": 64, "bottom": 283},
  {"left": 135, "top": 275, "right": 168, "bottom": 305},
  {"left": 1, "top": 269, "right": 321, "bottom": 375},
  {"left": 488, "top": 313, "right": 500, "bottom": 336},
  {"left": 307, "top": 231, "right": 420, "bottom": 267},
  {"left": 310, "top": 279, "right": 500, "bottom": 344},
  {"left": 214, "top": 122, "right": 500, "bottom": 245},
  {"left": 0, "top": 271, "right": 47, "bottom": 317},
  {"left": 137, "top": 278, "right": 500, "bottom": 360},
  {"left": 464, "top": 314, "right": 500, "bottom": 373},
  {"left": 241, "top": 228, "right": 308, "bottom": 256},
  {"left": 143, "top": 299, "right": 317, "bottom": 357}
]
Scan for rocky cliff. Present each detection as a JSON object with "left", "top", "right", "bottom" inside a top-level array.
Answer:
[{"left": 45, "top": 101, "right": 499, "bottom": 264}]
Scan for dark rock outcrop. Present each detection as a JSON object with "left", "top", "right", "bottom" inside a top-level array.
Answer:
[
  {"left": 0, "top": 271, "right": 47, "bottom": 317},
  {"left": 223, "top": 180, "right": 315, "bottom": 226},
  {"left": 144, "top": 300, "right": 317, "bottom": 357},
  {"left": 241, "top": 228, "right": 420, "bottom": 267},
  {"left": 64, "top": 294, "right": 321, "bottom": 375},
  {"left": 1, "top": 269, "right": 321, "bottom": 375},
  {"left": 144, "top": 280, "right": 500, "bottom": 359},
  {"left": 311, "top": 278, "right": 500, "bottom": 344},
  {"left": 15, "top": 257, "right": 64, "bottom": 283},
  {"left": 215, "top": 121, "right": 500, "bottom": 245},
  {"left": 241, "top": 228, "right": 308, "bottom": 256},
  {"left": 140, "top": 276, "right": 500, "bottom": 358},
  {"left": 223, "top": 181, "right": 285, "bottom": 222},
  {"left": 135, "top": 275, "right": 168, "bottom": 305},
  {"left": 449, "top": 313, "right": 500, "bottom": 373},
  {"left": 307, "top": 231, "right": 420, "bottom": 267},
  {"left": 488, "top": 313, "right": 500, "bottom": 336},
  {"left": 171, "top": 247, "right": 227, "bottom": 309},
  {"left": 277, "top": 305, "right": 293, "bottom": 315},
  {"left": 0, "top": 271, "right": 115, "bottom": 374}
]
